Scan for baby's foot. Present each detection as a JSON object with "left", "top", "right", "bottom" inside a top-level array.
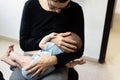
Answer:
[
  {"left": 0, "top": 45, "right": 14, "bottom": 61},
  {"left": 66, "top": 59, "right": 86, "bottom": 68},
  {"left": 0, "top": 45, "right": 17, "bottom": 67},
  {"left": 78, "top": 59, "right": 86, "bottom": 64}
]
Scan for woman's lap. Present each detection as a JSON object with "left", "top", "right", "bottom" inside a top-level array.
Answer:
[
  {"left": 42, "top": 67, "right": 68, "bottom": 80},
  {"left": 9, "top": 68, "right": 26, "bottom": 80},
  {"left": 9, "top": 67, "right": 68, "bottom": 80}
]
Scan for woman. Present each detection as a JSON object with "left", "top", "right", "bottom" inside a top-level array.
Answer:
[{"left": 10, "top": 0, "right": 84, "bottom": 80}]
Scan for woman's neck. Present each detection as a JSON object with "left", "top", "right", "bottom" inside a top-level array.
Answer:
[{"left": 39, "top": 0, "right": 50, "bottom": 11}]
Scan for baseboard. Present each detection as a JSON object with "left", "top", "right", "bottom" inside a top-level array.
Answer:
[
  {"left": 0, "top": 35, "right": 19, "bottom": 43},
  {"left": 83, "top": 56, "right": 98, "bottom": 63}
]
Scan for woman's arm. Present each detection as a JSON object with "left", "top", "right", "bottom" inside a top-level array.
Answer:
[
  {"left": 20, "top": 1, "right": 43, "bottom": 51},
  {"left": 51, "top": 32, "right": 84, "bottom": 66},
  {"left": 51, "top": 32, "right": 82, "bottom": 53},
  {"left": 54, "top": 4, "right": 85, "bottom": 66}
]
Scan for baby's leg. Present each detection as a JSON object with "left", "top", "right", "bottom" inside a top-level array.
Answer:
[
  {"left": 9, "top": 51, "right": 33, "bottom": 69},
  {"left": 0, "top": 45, "right": 17, "bottom": 67}
]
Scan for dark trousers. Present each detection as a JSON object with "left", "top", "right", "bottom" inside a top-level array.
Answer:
[
  {"left": 9, "top": 68, "right": 78, "bottom": 80},
  {"left": 0, "top": 71, "right": 5, "bottom": 80},
  {"left": 68, "top": 68, "right": 78, "bottom": 80}
]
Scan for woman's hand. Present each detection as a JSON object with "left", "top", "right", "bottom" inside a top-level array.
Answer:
[
  {"left": 51, "top": 32, "right": 81, "bottom": 53},
  {"left": 25, "top": 54, "right": 57, "bottom": 78}
]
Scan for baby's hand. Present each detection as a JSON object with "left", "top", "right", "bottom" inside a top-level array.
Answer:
[
  {"left": 39, "top": 32, "right": 58, "bottom": 49},
  {"left": 48, "top": 32, "right": 58, "bottom": 39}
]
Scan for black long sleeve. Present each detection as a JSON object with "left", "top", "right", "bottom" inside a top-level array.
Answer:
[{"left": 20, "top": 0, "right": 84, "bottom": 66}]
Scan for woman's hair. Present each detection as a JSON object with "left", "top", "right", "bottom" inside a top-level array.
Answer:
[{"left": 52, "top": 0, "right": 69, "bottom": 3}]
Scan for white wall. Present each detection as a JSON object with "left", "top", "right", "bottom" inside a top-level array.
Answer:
[
  {"left": 0, "top": 0, "right": 27, "bottom": 39},
  {"left": 115, "top": 0, "right": 120, "bottom": 14},
  {"left": 0, "top": 0, "right": 108, "bottom": 59},
  {"left": 75, "top": 0, "right": 108, "bottom": 59}
]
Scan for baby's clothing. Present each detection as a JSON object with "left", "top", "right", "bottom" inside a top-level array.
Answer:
[
  {"left": 22, "top": 42, "right": 63, "bottom": 80},
  {"left": 40, "top": 42, "right": 63, "bottom": 56}
]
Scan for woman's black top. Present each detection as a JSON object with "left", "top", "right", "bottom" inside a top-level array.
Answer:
[{"left": 20, "top": 0, "right": 84, "bottom": 66}]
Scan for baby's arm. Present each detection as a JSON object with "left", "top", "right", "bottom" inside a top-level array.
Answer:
[{"left": 39, "top": 32, "right": 57, "bottom": 50}]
